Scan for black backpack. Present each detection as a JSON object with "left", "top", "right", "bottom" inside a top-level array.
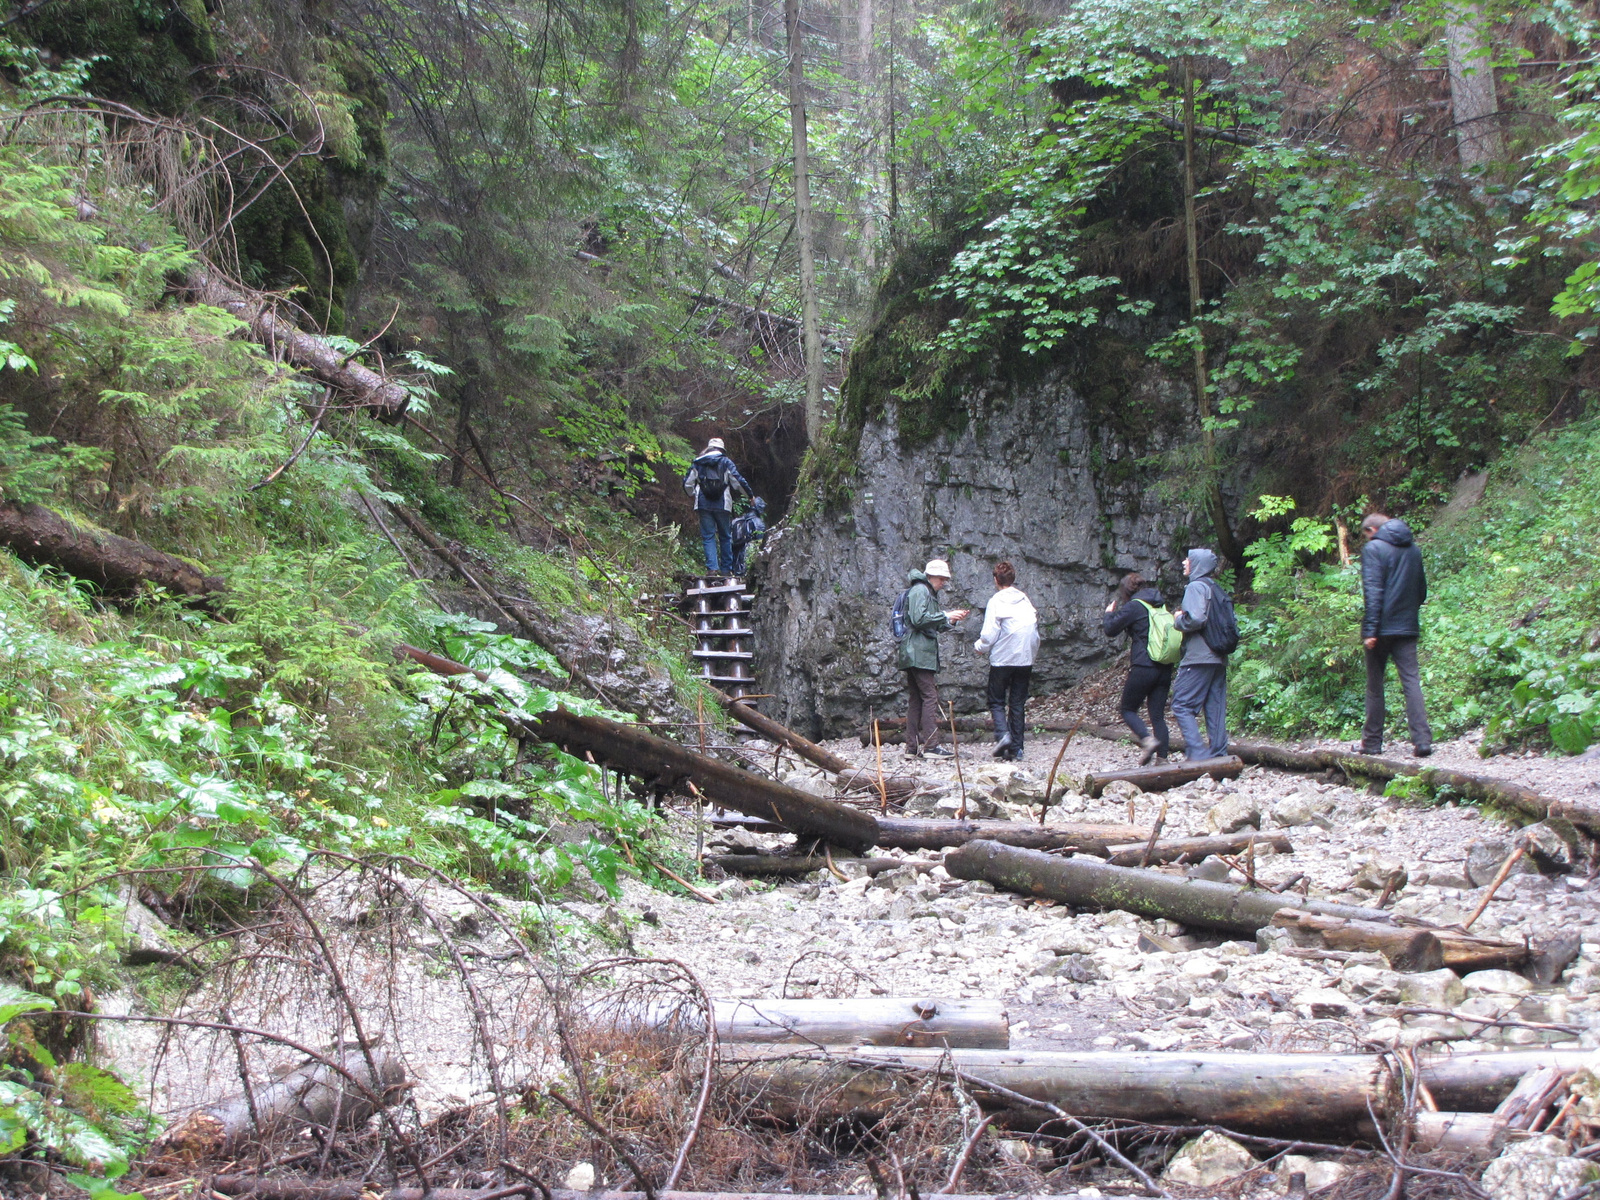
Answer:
[
  {"left": 696, "top": 454, "right": 731, "bottom": 503},
  {"left": 1202, "top": 580, "right": 1241, "bottom": 656}
]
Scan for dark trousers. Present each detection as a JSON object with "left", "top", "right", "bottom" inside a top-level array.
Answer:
[
  {"left": 987, "top": 665, "right": 1033, "bottom": 752},
  {"left": 698, "top": 508, "right": 733, "bottom": 574},
  {"left": 1172, "top": 662, "right": 1228, "bottom": 761},
  {"left": 1119, "top": 664, "right": 1172, "bottom": 754},
  {"left": 1363, "top": 635, "right": 1432, "bottom": 751},
  {"left": 905, "top": 668, "right": 942, "bottom": 753}
]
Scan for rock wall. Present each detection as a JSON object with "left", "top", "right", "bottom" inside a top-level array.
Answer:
[{"left": 754, "top": 368, "right": 1201, "bottom": 739}]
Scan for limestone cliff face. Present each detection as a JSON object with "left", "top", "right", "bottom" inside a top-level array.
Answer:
[{"left": 753, "top": 369, "right": 1199, "bottom": 739}]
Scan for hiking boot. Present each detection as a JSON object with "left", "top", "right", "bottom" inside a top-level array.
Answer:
[
  {"left": 925, "top": 745, "right": 954, "bottom": 758},
  {"left": 1138, "top": 735, "right": 1161, "bottom": 766},
  {"left": 1412, "top": 744, "right": 1433, "bottom": 758},
  {"left": 992, "top": 731, "right": 1014, "bottom": 759},
  {"left": 1351, "top": 742, "right": 1381, "bottom": 756}
]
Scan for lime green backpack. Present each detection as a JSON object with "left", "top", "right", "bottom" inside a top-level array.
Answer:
[{"left": 1138, "top": 599, "right": 1184, "bottom": 665}]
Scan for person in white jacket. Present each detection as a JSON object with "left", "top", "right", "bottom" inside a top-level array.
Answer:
[{"left": 974, "top": 561, "right": 1041, "bottom": 760}]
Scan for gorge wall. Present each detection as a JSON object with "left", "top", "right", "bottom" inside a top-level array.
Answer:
[{"left": 753, "top": 359, "right": 1207, "bottom": 739}]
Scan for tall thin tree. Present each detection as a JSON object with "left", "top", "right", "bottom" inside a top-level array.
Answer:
[
  {"left": 786, "top": 0, "right": 826, "bottom": 443},
  {"left": 1182, "top": 54, "right": 1240, "bottom": 564}
]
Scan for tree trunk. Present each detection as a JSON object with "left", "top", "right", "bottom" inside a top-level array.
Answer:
[
  {"left": 1272, "top": 908, "right": 1528, "bottom": 972},
  {"left": 0, "top": 501, "right": 223, "bottom": 600},
  {"left": 716, "top": 692, "right": 850, "bottom": 772},
  {"left": 1085, "top": 755, "right": 1243, "bottom": 797},
  {"left": 191, "top": 275, "right": 409, "bottom": 422},
  {"left": 708, "top": 854, "right": 925, "bottom": 878},
  {"left": 159, "top": 1048, "right": 406, "bottom": 1155},
  {"left": 1229, "top": 740, "right": 1579, "bottom": 833},
  {"left": 1181, "top": 57, "right": 1239, "bottom": 565},
  {"left": 721, "top": 1046, "right": 1590, "bottom": 1134},
  {"left": 1445, "top": 2, "right": 1503, "bottom": 166},
  {"left": 594, "top": 996, "right": 1008, "bottom": 1049},
  {"left": 785, "top": 0, "right": 826, "bottom": 443},
  {"left": 833, "top": 769, "right": 919, "bottom": 801},
  {"left": 946, "top": 839, "right": 1388, "bottom": 934},
  {"left": 1410, "top": 1111, "right": 1507, "bottom": 1156},
  {"left": 854, "top": 0, "right": 880, "bottom": 276},
  {"left": 1105, "top": 832, "right": 1292, "bottom": 868},
  {"left": 873, "top": 818, "right": 1147, "bottom": 854},
  {"left": 528, "top": 706, "right": 880, "bottom": 852}
]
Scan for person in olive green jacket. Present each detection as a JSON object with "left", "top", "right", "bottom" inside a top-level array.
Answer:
[{"left": 897, "top": 559, "right": 970, "bottom": 758}]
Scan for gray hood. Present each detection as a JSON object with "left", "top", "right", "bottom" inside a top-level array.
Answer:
[
  {"left": 1375, "top": 519, "right": 1415, "bottom": 548},
  {"left": 1187, "top": 548, "right": 1218, "bottom": 581}
]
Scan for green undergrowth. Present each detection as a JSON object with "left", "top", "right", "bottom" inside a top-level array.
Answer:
[{"left": 1231, "top": 414, "right": 1600, "bottom": 752}]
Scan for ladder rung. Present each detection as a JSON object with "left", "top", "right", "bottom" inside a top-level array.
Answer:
[{"left": 693, "top": 650, "right": 754, "bottom": 660}]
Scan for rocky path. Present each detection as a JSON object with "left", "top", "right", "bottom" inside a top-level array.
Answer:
[{"left": 606, "top": 727, "right": 1600, "bottom": 1062}]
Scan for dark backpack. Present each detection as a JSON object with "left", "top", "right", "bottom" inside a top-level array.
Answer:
[
  {"left": 1202, "top": 580, "right": 1241, "bottom": 657},
  {"left": 695, "top": 455, "right": 731, "bottom": 504},
  {"left": 890, "top": 580, "right": 930, "bottom": 641}
]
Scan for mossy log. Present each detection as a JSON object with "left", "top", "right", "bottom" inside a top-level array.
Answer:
[
  {"left": 1229, "top": 740, "right": 1595, "bottom": 832},
  {"left": 946, "top": 840, "right": 1387, "bottom": 934},
  {"left": 720, "top": 1046, "right": 1591, "bottom": 1135},
  {"left": 1084, "top": 756, "right": 1244, "bottom": 797},
  {"left": 193, "top": 274, "right": 409, "bottom": 422},
  {"left": 0, "top": 501, "right": 223, "bottom": 599}
]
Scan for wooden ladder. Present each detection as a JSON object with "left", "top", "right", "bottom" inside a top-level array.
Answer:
[{"left": 683, "top": 576, "right": 756, "bottom": 700}]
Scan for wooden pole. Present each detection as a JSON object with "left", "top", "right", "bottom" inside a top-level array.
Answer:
[
  {"left": 1084, "top": 756, "right": 1243, "bottom": 797},
  {"left": 716, "top": 690, "right": 850, "bottom": 773}
]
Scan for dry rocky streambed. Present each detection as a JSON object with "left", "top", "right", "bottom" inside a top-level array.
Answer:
[{"left": 119, "top": 722, "right": 1600, "bottom": 1200}]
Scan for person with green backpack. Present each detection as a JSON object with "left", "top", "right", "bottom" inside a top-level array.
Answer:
[{"left": 1103, "top": 572, "right": 1181, "bottom": 765}]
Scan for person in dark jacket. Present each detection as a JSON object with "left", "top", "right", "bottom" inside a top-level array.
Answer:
[
  {"left": 1103, "top": 572, "right": 1172, "bottom": 765},
  {"left": 1357, "top": 513, "right": 1433, "bottom": 757},
  {"left": 1171, "top": 548, "right": 1231, "bottom": 762},
  {"left": 682, "top": 437, "right": 752, "bottom": 575}
]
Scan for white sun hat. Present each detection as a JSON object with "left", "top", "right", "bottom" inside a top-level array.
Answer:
[{"left": 924, "top": 559, "right": 951, "bottom": 578}]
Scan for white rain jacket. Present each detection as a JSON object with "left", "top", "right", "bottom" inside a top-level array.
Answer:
[{"left": 974, "top": 586, "right": 1040, "bottom": 667}]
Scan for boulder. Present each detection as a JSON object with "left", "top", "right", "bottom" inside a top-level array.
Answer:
[
  {"left": 1101, "top": 778, "right": 1143, "bottom": 801},
  {"left": 1352, "top": 859, "right": 1408, "bottom": 891},
  {"left": 1398, "top": 969, "right": 1465, "bottom": 1008},
  {"left": 1462, "top": 970, "right": 1534, "bottom": 997},
  {"left": 1206, "top": 796, "right": 1262, "bottom": 834},
  {"left": 1293, "top": 987, "right": 1362, "bottom": 1019},
  {"left": 1004, "top": 769, "right": 1048, "bottom": 805},
  {"left": 563, "top": 1162, "right": 597, "bottom": 1191},
  {"left": 1161, "top": 1131, "right": 1257, "bottom": 1188},
  {"left": 1340, "top": 964, "right": 1401, "bottom": 1002},
  {"left": 1466, "top": 839, "right": 1538, "bottom": 887},
  {"left": 1269, "top": 795, "right": 1315, "bottom": 828},
  {"left": 1275, "top": 1156, "right": 1351, "bottom": 1193},
  {"left": 1185, "top": 856, "right": 1233, "bottom": 882},
  {"left": 1524, "top": 821, "right": 1582, "bottom": 875},
  {"left": 1481, "top": 1135, "right": 1590, "bottom": 1200}
]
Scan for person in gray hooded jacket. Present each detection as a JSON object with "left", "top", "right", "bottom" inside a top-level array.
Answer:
[{"left": 1170, "top": 548, "right": 1231, "bottom": 761}]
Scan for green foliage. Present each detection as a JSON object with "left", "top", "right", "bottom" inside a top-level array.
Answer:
[{"left": 1232, "top": 419, "right": 1600, "bottom": 752}]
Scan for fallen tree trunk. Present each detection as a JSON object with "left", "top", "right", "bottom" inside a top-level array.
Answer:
[
  {"left": 708, "top": 855, "right": 928, "bottom": 878},
  {"left": 0, "top": 502, "right": 223, "bottom": 599},
  {"left": 1085, "top": 756, "right": 1244, "bottom": 797},
  {"left": 595, "top": 996, "right": 1007, "bottom": 1049},
  {"left": 528, "top": 706, "right": 879, "bottom": 852},
  {"left": 721, "top": 1046, "right": 1590, "bottom": 1135},
  {"left": 874, "top": 818, "right": 1147, "bottom": 854},
  {"left": 861, "top": 716, "right": 1128, "bottom": 747},
  {"left": 1272, "top": 908, "right": 1528, "bottom": 972},
  {"left": 1410, "top": 1110, "right": 1507, "bottom": 1156},
  {"left": 1105, "top": 833, "right": 1292, "bottom": 868},
  {"left": 159, "top": 1047, "right": 406, "bottom": 1155},
  {"left": 715, "top": 692, "right": 850, "bottom": 773},
  {"left": 946, "top": 840, "right": 1388, "bottom": 934},
  {"left": 1229, "top": 740, "right": 1586, "bottom": 832},
  {"left": 193, "top": 275, "right": 408, "bottom": 422},
  {"left": 216, "top": 1186, "right": 1031, "bottom": 1200}
]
